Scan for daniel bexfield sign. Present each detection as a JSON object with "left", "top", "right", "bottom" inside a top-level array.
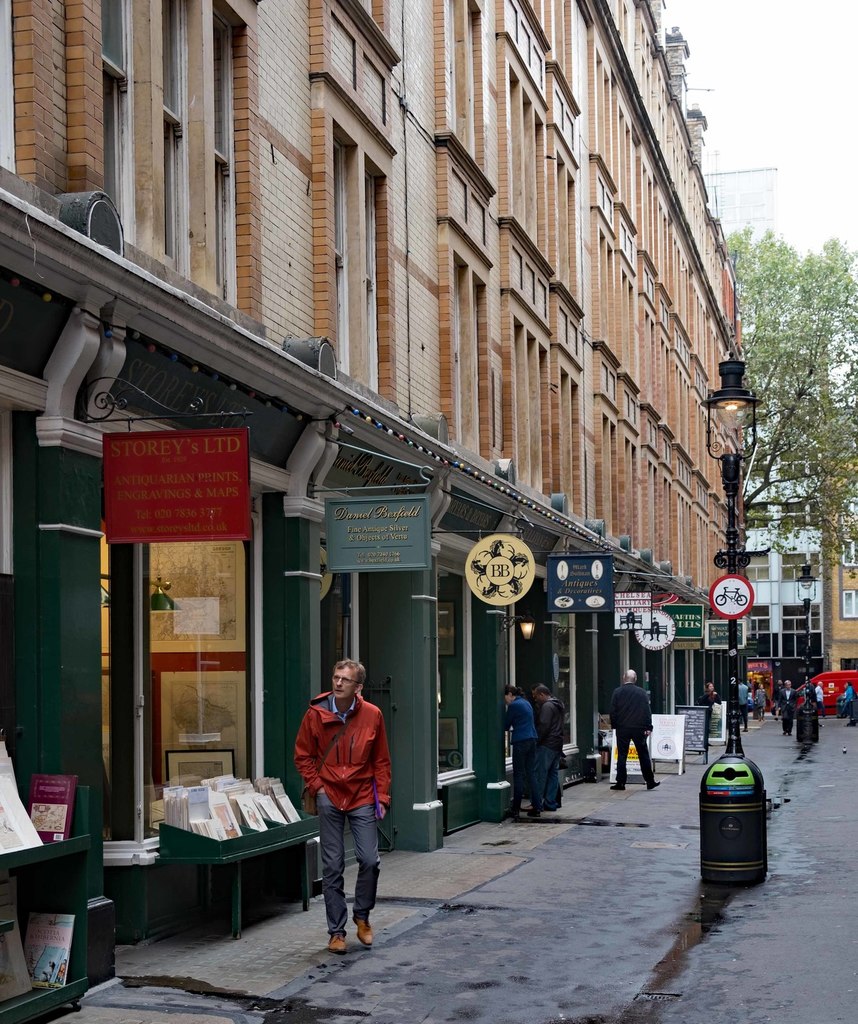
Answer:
[{"left": 325, "top": 495, "right": 431, "bottom": 572}]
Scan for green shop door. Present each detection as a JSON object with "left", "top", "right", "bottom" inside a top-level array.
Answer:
[
  {"left": 359, "top": 670, "right": 394, "bottom": 852},
  {"left": 360, "top": 567, "right": 441, "bottom": 853}
]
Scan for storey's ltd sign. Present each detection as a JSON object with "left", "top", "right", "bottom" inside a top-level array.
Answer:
[{"left": 103, "top": 427, "right": 251, "bottom": 543}]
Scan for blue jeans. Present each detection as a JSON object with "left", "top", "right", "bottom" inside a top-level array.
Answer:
[
  {"left": 535, "top": 747, "right": 561, "bottom": 809},
  {"left": 511, "top": 738, "right": 540, "bottom": 812},
  {"left": 317, "top": 793, "right": 380, "bottom": 936}
]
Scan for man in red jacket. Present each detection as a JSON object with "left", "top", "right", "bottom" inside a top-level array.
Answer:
[{"left": 294, "top": 660, "right": 391, "bottom": 955}]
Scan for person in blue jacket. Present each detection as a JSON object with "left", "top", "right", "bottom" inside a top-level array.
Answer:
[
  {"left": 844, "top": 681, "right": 856, "bottom": 725},
  {"left": 504, "top": 685, "right": 542, "bottom": 818}
]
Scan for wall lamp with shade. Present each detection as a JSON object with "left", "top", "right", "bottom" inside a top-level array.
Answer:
[
  {"left": 487, "top": 609, "right": 536, "bottom": 641},
  {"left": 150, "top": 576, "right": 175, "bottom": 612}
]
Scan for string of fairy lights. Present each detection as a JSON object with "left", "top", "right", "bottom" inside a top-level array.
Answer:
[
  {"left": 127, "top": 334, "right": 600, "bottom": 540},
  {"left": 0, "top": 260, "right": 604, "bottom": 546}
]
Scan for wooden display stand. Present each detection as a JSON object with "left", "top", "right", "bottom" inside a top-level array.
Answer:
[
  {"left": 0, "top": 787, "right": 91, "bottom": 1024},
  {"left": 157, "top": 813, "right": 319, "bottom": 938}
]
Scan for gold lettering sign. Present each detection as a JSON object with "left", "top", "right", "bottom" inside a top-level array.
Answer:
[{"left": 464, "top": 533, "right": 536, "bottom": 606}]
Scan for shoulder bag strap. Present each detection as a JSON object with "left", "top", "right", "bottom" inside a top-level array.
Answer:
[{"left": 316, "top": 719, "right": 350, "bottom": 770}]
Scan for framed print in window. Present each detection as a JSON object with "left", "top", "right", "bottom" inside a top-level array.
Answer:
[
  {"left": 165, "top": 748, "right": 234, "bottom": 786},
  {"left": 438, "top": 601, "right": 455, "bottom": 656},
  {"left": 438, "top": 717, "right": 459, "bottom": 750}
]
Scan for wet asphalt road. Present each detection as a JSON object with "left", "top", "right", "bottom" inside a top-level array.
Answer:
[
  {"left": 263, "top": 723, "right": 857, "bottom": 1024},
  {"left": 74, "top": 719, "right": 858, "bottom": 1024}
]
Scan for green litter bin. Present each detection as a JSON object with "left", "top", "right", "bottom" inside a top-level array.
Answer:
[{"left": 700, "top": 754, "right": 767, "bottom": 884}]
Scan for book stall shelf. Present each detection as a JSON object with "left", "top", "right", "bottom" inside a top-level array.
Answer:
[
  {"left": 0, "top": 787, "right": 91, "bottom": 1024},
  {"left": 157, "top": 812, "right": 319, "bottom": 939}
]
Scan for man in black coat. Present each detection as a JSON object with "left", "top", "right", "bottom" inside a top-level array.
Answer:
[
  {"left": 609, "top": 669, "right": 660, "bottom": 791},
  {"left": 533, "top": 684, "right": 565, "bottom": 810},
  {"left": 778, "top": 678, "right": 798, "bottom": 735}
]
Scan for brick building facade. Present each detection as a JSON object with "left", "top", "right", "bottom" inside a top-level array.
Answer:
[{"left": 0, "top": 0, "right": 742, "bottom": 968}]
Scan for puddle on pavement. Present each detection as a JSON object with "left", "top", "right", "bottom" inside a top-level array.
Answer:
[{"left": 645, "top": 886, "right": 731, "bottom": 995}]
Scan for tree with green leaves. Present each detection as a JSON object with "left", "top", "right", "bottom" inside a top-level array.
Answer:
[{"left": 730, "top": 229, "right": 858, "bottom": 549}]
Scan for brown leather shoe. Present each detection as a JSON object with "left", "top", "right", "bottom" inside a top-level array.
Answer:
[
  {"left": 327, "top": 933, "right": 347, "bottom": 954},
  {"left": 353, "top": 916, "right": 373, "bottom": 947}
]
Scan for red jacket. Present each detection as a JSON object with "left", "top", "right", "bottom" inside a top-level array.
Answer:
[{"left": 294, "top": 691, "right": 392, "bottom": 812}]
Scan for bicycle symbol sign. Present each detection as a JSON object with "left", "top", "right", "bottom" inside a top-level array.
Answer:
[{"left": 708, "top": 574, "right": 755, "bottom": 619}]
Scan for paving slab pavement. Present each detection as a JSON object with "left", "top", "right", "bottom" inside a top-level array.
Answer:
[{"left": 64, "top": 715, "right": 844, "bottom": 1023}]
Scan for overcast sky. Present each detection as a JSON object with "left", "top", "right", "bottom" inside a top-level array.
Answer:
[{"left": 665, "top": 0, "right": 858, "bottom": 255}]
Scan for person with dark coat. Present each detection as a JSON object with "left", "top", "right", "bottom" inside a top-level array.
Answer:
[
  {"left": 504, "top": 685, "right": 542, "bottom": 818},
  {"left": 533, "top": 684, "right": 565, "bottom": 811},
  {"left": 778, "top": 678, "right": 798, "bottom": 735},
  {"left": 609, "top": 669, "right": 659, "bottom": 791}
]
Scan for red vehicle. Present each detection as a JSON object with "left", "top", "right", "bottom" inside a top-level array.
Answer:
[{"left": 796, "top": 671, "right": 858, "bottom": 715}]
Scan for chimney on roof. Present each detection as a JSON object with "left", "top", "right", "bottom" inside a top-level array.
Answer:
[
  {"left": 686, "top": 104, "right": 707, "bottom": 165},
  {"left": 664, "top": 26, "right": 690, "bottom": 111}
]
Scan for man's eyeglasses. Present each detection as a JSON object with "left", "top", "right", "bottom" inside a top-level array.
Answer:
[{"left": 333, "top": 673, "right": 360, "bottom": 685}]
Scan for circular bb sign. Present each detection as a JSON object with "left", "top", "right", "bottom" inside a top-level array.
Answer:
[{"left": 708, "top": 574, "right": 754, "bottom": 619}]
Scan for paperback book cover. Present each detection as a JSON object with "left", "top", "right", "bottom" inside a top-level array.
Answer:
[
  {"left": 24, "top": 912, "right": 74, "bottom": 989},
  {"left": 27, "top": 774, "right": 78, "bottom": 843}
]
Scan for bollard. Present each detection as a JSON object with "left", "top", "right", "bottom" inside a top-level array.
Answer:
[{"left": 700, "top": 754, "right": 767, "bottom": 884}]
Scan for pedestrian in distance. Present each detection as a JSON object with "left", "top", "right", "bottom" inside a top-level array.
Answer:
[
  {"left": 504, "top": 685, "right": 542, "bottom": 818},
  {"left": 778, "top": 678, "right": 798, "bottom": 735},
  {"left": 738, "top": 679, "right": 750, "bottom": 732},
  {"left": 609, "top": 669, "right": 660, "bottom": 791},
  {"left": 815, "top": 681, "right": 825, "bottom": 725},
  {"left": 844, "top": 680, "right": 857, "bottom": 726},
  {"left": 294, "top": 660, "right": 391, "bottom": 956},
  {"left": 533, "top": 684, "right": 565, "bottom": 811},
  {"left": 697, "top": 681, "right": 721, "bottom": 706},
  {"left": 771, "top": 680, "right": 783, "bottom": 719},
  {"left": 754, "top": 684, "right": 767, "bottom": 722}
]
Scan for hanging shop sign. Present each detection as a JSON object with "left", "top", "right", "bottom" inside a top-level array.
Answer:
[
  {"left": 705, "top": 619, "right": 747, "bottom": 649},
  {"left": 103, "top": 427, "right": 251, "bottom": 544},
  {"left": 634, "top": 609, "right": 677, "bottom": 650},
  {"left": 325, "top": 495, "right": 431, "bottom": 572},
  {"left": 546, "top": 554, "right": 614, "bottom": 613},
  {"left": 464, "top": 533, "right": 536, "bottom": 606},
  {"left": 664, "top": 604, "right": 705, "bottom": 639},
  {"left": 614, "top": 592, "right": 652, "bottom": 631}
]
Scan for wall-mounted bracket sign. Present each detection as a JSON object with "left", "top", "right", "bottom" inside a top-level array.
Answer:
[
  {"left": 464, "top": 534, "right": 536, "bottom": 606},
  {"left": 614, "top": 592, "right": 652, "bottom": 630},
  {"left": 325, "top": 495, "right": 431, "bottom": 572},
  {"left": 103, "top": 427, "right": 251, "bottom": 543},
  {"left": 634, "top": 609, "right": 677, "bottom": 651},
  {"left": 546, "top": 554, "right": 614, "bottom": 613}
]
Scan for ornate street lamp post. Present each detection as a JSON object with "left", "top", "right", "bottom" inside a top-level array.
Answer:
[
  {"left": 704, "top": 359, "right": 760, "bottom": 756},
  {"left": 700, "top": 359, "right": 767, "bottom": 885},
  {"left": 795, "top": 563, "right": 819, "bottom": 743}
]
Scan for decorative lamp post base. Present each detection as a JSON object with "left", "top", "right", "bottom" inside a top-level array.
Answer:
[{"left": 796, "top": 711, "right": 819, "bottom": 744}]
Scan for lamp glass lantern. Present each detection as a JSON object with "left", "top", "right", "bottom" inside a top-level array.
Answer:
[
  {"left": 797, "top": 562, "right": 817, "bottom": 602},
  {"left": 704, "top": 359, "right": 759, "bottom": 455}
]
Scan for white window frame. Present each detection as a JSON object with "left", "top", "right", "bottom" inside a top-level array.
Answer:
[
  {"left": 364, "top": 171, "right": 378, "bottom": 390},
  {"left": 213, "top": 12, "right": 236, "bottom": 303},
  {"left": 162, "top": 0, "right": 189, "bottom": 272},
  {"left": 0, "top": 0, "right": 14, "bottom": 170},
  {"left": 102, "top": 0, "right": 135, "bottom": 232},
  {"left": 333, "top": 141, "right": 349, "bottom": 373},
  {"left": 844, "top": 591, "right": 858, "bottom": 619}
]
